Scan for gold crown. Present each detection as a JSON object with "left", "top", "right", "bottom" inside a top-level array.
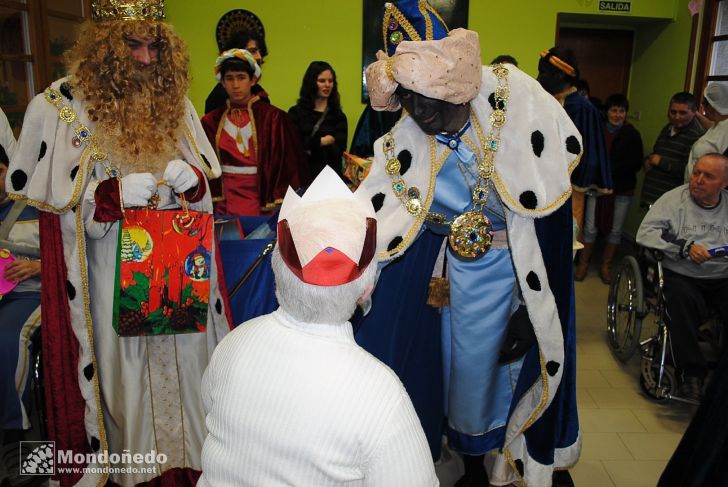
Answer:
[{"left": 91, "top": 0, "right": 165, "bottom": 22}]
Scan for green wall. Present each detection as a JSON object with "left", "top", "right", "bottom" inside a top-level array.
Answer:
[
  {"left": 622, "top": 4, "right": 697, "bottom": 236},
  {"left": 167, "top": 0, "right": 692, "bottom": 236},
  {"left": 167, "top": 1, "right": 363, "bottom": 127},
  {"left": 168, "top": 0, "right": 685, "bottom": 142}
]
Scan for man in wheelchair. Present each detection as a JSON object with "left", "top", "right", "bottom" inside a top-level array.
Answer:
[{"left": 636, "top": 152, "right": 728, "bottom": 402}]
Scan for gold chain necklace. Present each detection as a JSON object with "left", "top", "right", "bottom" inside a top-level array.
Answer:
[
  {"left": 383, "top": 64, "right": 510, "bottom": 259},
  {"left": 44, "top": 86, "right": 122, "bottom": 180},
  {"left": 45, "top": 85, "right": 166, "bottom": 210}
]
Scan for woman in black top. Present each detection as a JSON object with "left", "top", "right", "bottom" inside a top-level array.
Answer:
[
  {"left": 577, "top": 93, "right": 643, "bottom": 283},
  {"left": 289, "top": 61, "right": 348, "bottom": 178}
]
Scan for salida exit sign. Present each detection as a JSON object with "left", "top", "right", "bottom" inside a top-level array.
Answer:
[{"left": 599, "top": 1, "right": 631, "bottom": 12}]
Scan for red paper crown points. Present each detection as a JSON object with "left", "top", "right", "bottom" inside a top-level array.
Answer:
[
  {"left": 277, "top": 166, "right": 377, "bottom": 286},
  {"left": 277, "top": 219, "right": 377, "bottom": 287}
]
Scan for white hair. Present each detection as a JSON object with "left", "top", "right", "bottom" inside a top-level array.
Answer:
[
  {"left": 697, "top": 152, "right": 728, "bottom": 178},
  {"left": 271, "top": 247, "right": 378, "bottom": 324}
]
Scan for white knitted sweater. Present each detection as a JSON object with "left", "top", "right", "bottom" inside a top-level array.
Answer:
[{"left": 198, "top": 308, "right": 438, "bottom": 487}]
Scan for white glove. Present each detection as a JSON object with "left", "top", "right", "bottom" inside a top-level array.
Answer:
[
  {"left": 163, "top": 159, "right": 198, "bottom": 193},
  {"left": 121, "top": 172, "right": 157, "bottom": 208}
]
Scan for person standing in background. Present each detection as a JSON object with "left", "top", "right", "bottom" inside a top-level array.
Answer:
[
  {"left": 577, "top": 94, "right": 643, "bottom": 283},
  {"left": 202, "top": 49, "right": 308, "bottom": 216},
  {"left": 684, "top": 82, "right": 728, "bottom": 181},
  {"left": 537, "top": 47, "right": 612, "bottom": 241},
  {"left": 205, "top": 29, "right": 269, "bottom": 113},
  {"left": 641, "top": 92, "right": 705, "bottom": 206},
  {"left": 289, "top": 61, "right": 348, "bottom": 179}
]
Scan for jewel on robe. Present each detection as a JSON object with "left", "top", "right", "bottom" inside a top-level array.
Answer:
[{"left": 390, "top": 31, "right": 403, "bottom": 44}]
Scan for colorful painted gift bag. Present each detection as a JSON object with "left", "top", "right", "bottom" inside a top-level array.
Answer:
[{"left": 113, "top": 205, "right": 213, "bottom": 336}]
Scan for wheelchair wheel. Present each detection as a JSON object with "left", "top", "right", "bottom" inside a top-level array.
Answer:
[
  {"left": 606, "top": 255, "right": 644, "bottom": 362},
  {"left": 640, "top": 349, "right": 676, "bottom": 402}
]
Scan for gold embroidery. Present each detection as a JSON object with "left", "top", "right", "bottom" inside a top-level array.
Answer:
[
  {"left": 385, "top": 57, "right": 396, "bottom": 82},
  {"left": 173, "top": 335, "right": 187, "bottom": 465},
  {"left": 144, "top": 337, "right": 160, "bottom": 462},
  {"left": 503, "top": 448, "right": 527, "bottom": 486},
  {"left": 9, "top": 144, "right": 94, "bottom": 214},
  {"left": 44, "top": 87, "right": 118, "bottom": 179},
  {"left": 247, "top": 96, "right": 261, "bottom": 161},
  {"left": 382, "top": 2, "right": 421, "bottom": 50},
  {"left": 418, "top": 0, "right": 433, "bottom": 40},
  {"left": 213, "top": 106, "right": 230, "bottom": 165},
  {"left": 15, "top": 311, "right": 41, "bottom": 392},
  {"left": 183, "top": 124, "right": 216, "bottom": 179},
  {"left": 377, "top": 134, "right": 449, "bottom": 259},
  {"left": 382, "top": 66, "right": 510, "bottom": 259},
  {"left": 74, "top": 209, "right": 110, "bottom": 486},
  {"left": 518, "top": 350, "right": 549, "bottom": 433},
  {"left": 491, "top": 151, "right": 581, "bottom": 216},
  {"left": 426, "top": 3, "right": 449, "bottom": 32}
]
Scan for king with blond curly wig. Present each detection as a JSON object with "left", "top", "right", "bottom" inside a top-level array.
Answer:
[{"left": 65, "top": 19, "right": 189, "bottom": 174}]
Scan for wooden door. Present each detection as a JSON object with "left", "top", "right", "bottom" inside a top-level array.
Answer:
[{"left": 557, "top": 27, "right": 634, "bottom": 104}]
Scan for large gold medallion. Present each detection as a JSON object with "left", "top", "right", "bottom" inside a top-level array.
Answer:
[{"left": 448, "top": 211, "right": 494, "bottom": 259}]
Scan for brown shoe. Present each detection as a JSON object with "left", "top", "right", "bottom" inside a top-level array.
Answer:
[
  {"left": 599, "top": 243, "right": 619, "bottom": 284},
  {"left": 574, "top": 243, "right": 594, "bottom": 281},
  {"left": 599, "top": 265, "right": 612, "bottom": 284}
]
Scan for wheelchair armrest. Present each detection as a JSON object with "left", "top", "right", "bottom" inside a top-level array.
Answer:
[
  {"left": 649, "top": 248, "right": 664, "bottom": 261},
  {"left": 638, "top": 247, "right": 664, "bottom": 263}
]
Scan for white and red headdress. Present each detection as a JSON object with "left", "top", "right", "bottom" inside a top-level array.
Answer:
[{"left": 277, "top": 166, "right": 377, "bottom": 286}]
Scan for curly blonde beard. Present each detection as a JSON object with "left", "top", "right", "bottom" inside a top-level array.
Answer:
[{"left": 65, "top": 20, "right": 190, "bottom": 176}]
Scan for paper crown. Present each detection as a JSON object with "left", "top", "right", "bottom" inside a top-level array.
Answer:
[
  {"left": 382, "top": 0, "right": 449, "bottom": 56},
  {"left": 277, "top": 166, "right": 377, "bottom": 287},
  {"left": 92, "top": 0, "right": 165, "bottom": 22}
]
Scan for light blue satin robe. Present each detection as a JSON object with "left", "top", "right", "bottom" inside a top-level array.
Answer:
[{"left": 426, "top": 140, "right": 524, "bottom": 454}]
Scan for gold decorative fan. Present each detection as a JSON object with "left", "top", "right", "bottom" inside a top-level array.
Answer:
[{"left": 215, "top": 9, "right": 266, "bottom": 53}]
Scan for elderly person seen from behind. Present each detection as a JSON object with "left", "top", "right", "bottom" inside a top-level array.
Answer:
[{"left": 198, "top": 166, "right": 438, "bottom": 487}]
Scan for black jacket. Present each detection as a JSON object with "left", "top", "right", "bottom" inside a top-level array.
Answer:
[
  {"left": 608, "top": 123, "right": 643, "bottom": 194},
  {"left": 288, "top": 104, "right": 348, "bottom": 178}
]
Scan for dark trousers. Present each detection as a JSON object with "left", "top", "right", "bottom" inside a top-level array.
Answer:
[{"left": 663, "top": 269, "right": 728, "bottom": 379}]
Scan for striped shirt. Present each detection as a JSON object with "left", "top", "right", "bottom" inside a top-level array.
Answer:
[{"left": 641, "top": 117, "right": 705, "bottom": 205}]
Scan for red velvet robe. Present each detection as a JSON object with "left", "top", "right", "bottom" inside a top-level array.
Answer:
[{"left": 201, "top": 97, "right": 309, "bottom": 215}]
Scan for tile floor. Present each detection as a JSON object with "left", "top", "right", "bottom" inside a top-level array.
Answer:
[
  {"left": 435, "top": 246, "right": 696, "bottom": 486},
  {"left": 568, "top": 250, "right": 694, "bottom": 487}
]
